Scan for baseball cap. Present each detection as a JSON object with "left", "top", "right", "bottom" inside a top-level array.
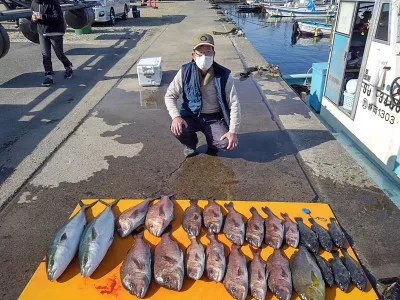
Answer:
[{"left": 193, "top": 33, "right": 214, "bottom": 50}]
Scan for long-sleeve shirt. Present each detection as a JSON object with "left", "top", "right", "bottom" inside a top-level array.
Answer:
[{"left": 164, "top": 68, "right": 241, "bottom": 134}]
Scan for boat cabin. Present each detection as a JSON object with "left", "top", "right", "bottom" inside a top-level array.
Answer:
[{"left": 320, "top": 0, "right": 400, "bottom": 180}]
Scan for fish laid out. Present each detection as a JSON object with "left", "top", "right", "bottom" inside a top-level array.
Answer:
[
  {"left": 117, "top": 197, "right": 157, "bottom": 238},
  {"left": 309, "top": 218, "right": 333, "bottom": 252},
  {"left": 223, "top": 202, "right": 245, "bottom": 246},
  {"left": 245, "top": 207, "right": 264, "bottom": 248},
  {"left": 224, "top": 244, "right": 248, "bottom": 300},
  {"left": 79, "top": 200, "right": 117, "bottom": 278},
  {"left": 120, "top": 230, "right": 152, "bottom": 298},
  {"left": 281, "top": 212, "right": 299, "bottom": 248},
  {"left": 145, "top": 193, "right": 175, "bottom": 237},
  {"left": 313, "top": 253, "right": 334, "bottom": 287},
  {"left": 262, "top": 206, "right": 284, "bottom": 249},
  {"left": 295, "top": 218, "right": 319, "bottom": 254},
  {"left": 185, "top": 235, "right": 205, "bottom": 280},
  {"left": 382, "top": 280, "right": 400, "bottom": 300},
  {"left": 327, "top": 218, "right": 346, "bottom": 248},
  {"left": 290, "top": 246, "right": 325, "bottom": 300},
  {"left": 182, "top": 199, "right": 203, "bottom": 237},
  {"left": 329, "top": 250, "right": 351, "bottom": 292},
  {"left": 46, "top": 201, "right": 97, "bottom": 281},
  {"left": 249, "top": 247, "right": 268, "bottom": 300},
  {"left": 341, "top": 248, "right": 367, "bottom": 291},
  {"left": 154, "top": 230, "right": 185, "bottom": 291},
  {"left": 206, "top": 232, "right": 226, "bottom": 282},
  {"left": 267, "top": 249, "right": 292, "bottom": 300},
  {"left": 203, "top": 198, "right": 223, "bottom": 233}
]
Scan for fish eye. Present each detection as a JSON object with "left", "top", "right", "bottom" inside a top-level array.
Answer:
[
  {"left": 149, "top": 224, "right": 153, "bottom": 228},
  {"left": 231, "top": 287, "right": 236, "bottom": 293}
]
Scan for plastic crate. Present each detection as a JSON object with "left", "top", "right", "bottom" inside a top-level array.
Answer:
[{"left": 343, "top": 91, "right": 355, "bottom": 110}]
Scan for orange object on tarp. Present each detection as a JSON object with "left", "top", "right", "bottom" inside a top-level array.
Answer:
[{"left": 19, "top": 200, "right": 378, "bottom": 299}]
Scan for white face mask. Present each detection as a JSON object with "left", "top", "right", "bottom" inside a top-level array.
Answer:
[{"left": 195, "top": 55, "right": 214, "bottom": 71}]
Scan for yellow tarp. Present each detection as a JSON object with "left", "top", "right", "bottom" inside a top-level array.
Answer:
[{"left": 20, "top": 200, "right": 378, "bottom": 299}]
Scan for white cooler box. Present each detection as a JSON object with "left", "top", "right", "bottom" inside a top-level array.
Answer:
[{"left": 137, "top": 57, "right": 162, "bottom": 86}]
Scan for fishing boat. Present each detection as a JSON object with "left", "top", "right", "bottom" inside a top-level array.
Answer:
[
  {"left": 265, "top": 0, "right": 336, "bottom": 17},
  {"left": 296, "top": 20, "right": 332, "bottom": 36},
  {"left": 237, "top": 3, "right": 262, "bottom": 13}
]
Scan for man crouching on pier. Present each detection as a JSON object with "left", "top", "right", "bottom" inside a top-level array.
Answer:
[{"left": 164, "top": 33, "right": 241, "bottom": 157}]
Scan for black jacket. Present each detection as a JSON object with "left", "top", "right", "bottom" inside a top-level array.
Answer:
[{"left": 31, "top": 0, "right": 66, "bottom": 35}]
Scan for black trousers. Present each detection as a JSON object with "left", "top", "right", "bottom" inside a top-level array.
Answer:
[{"left": 39, "top": 34, "right": 72, "bottom": 75}]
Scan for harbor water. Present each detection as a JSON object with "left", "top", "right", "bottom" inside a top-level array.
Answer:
[{"left": 223, "top": 5, "right": 333, "bottom": 75}]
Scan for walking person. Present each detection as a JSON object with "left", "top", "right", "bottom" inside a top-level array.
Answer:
[
  {"left": 31, "top": 0, "right": 73, "bottom": 87},
  {"left": 165, "top": 33, "right": 241, "bottom": 157}
]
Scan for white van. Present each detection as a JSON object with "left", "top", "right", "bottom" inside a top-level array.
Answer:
[{"left": 87, "top": 0, "right": 131, "bottom": 25}]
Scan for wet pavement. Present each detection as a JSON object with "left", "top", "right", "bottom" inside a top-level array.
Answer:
[{"left": 0, "top": 0, "right": 399, "bottom": 298}]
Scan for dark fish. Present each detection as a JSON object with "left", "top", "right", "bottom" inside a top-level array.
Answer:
[
  {"left": 224, "top": 244, "right": 248, "bottom": 300},
  {"left": 223, "top": 202, "right": 245, "bottom": 246},
  {"left": 290, "top": 246, "right": 325, "bottom": 300},
  {"left": 154, "top": 230, "right": 184, "bottom": 291},
  {"left": 313, "top": 253, "right": 334, "bottom": 287},
  {"left": 116, "top": 197, "right": 157, "bottom": 238},
  {"left": 329, "top": 250, "right": 351, "bottom": 292},
  {"left": 246, "top": 207, "right": 264, "bottom": 248},
  {"left": 294, "top": 218, "right": 319, "bottom": 254},
  {"left": 281, "top": 212, "right": 299, "bottom": 248},
  {"left": 182, "top": 199, "right": 202, "bottom": 237},
  {"left": 309, "top": 218, "right": 333, "bottom": 252},
  {"left": 327, "top": 218, "right": 346, "bottom": 248},
  {"left": 120, "top": 230, "right": 151, "bottom": 298},
  {"left": 206, "top": 232, "right": 226, "bottom": 282},
  {"left": 203, "top": 198, "right": 223, "bottom": 233},
  {"left": 145, "top": 193, "right": 174, "bottom": 237},
  {"left": 262, "top": 206, "right": 284, "bottom": 249},
  {"left": 340, "top": 248, "right": 367, "bottom": 291},
  {"left": 185, "top": 235, "right": 205, "bottom": 280},
  {"left": 382, "top": 280, "right": 400, "bottom": 300},
  {"left": 267, "top": 249, "right": 292, "bottom": 300},
  {"left": 249, "top": 247, "right": 267, "bottom": 300}
]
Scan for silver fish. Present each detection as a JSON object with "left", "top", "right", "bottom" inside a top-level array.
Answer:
[
  {"left": 145, "top": 193, "right": 174, "bottom": 237},
  {"left": 224, "top": 244, "right": 248, "bottom": 300},
  {"left": 223, "top": 202, "right": 245, "bottom": 246},
  {"left": 185, "top": 235, "right": 205, "bottom": 280},
  {"left": 290, "top": 246, "right": 325, "bottom": 300},
  {"left": 262, "top": 206, "right": 284, "bottom": 249},
  {"left": 309, "top": 218, "right": 333, "bottom": 252},
  {"left": 120, "top": 230, "right": 152, "bottom": 298},
  {"left": 281, "top": 212, "right": 299, "bottom": 248},
  {"left": 329, "top": 250, "right": 351, "bottom": 292},
  {"left": 182, "top": 199, "right": 202, "bottom": 237},
  {"left": 79, "top": 199, "right": 117, "bottom": 278},
  {"left": 154, "top": 230, "right": 185, "bottom": 291},
  {"left": 327, "top": 218, "right": 346, "bottom": 248},
  {"left": 206, "top": 232, "right": 226, "bottom": 282},
  {"left": 46, "top": 200, "right": 97, "bottom": 281},
  {"left": 267, "top": 249, "right": 292, "bottom": 300},
  {"left": 249, "top": 247, "right": 267, "bottom": 300},
  {"left": 340, "top": 248, "right": 367, "bottom": 291},
  {"left": 246, "top": 207, "right": 264, "bottom": 248},
  {"left": 116, "top": 197, "right": 158, "bottom": 238},
  {"left": 203, "top": 198, "right": 223, "bottom": 233}
]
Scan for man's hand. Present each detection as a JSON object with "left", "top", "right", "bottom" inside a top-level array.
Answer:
[
  {"left": 32, "top": 12, "right": 41, "bottom": 21},
  {"left": 171, "top": 116, "right": 188, "bottom": 136},
  {"left": 220, "top": 132, "right": 238, "bottom": 150}
]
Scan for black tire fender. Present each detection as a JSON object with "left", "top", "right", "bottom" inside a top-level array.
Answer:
[
  {"left": 19, "top": 18, "right": 40, "bottom": 44},
  {"left": 0, "top": 24, "right": 11, "bottom": 59}
]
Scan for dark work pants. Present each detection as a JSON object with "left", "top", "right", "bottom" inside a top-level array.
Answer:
[
  {"left": 39, "top": 34, "right": 72, "bottom": 75},
  {"left": 175, "top": 113, "right": 229, "bottom": 151}
]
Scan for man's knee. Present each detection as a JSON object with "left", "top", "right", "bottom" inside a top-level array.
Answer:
[{"left": 213, "top": 138, "right": 229, "bottom": 150}]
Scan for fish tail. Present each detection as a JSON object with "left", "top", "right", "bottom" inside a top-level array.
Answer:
[
  {"left": 189, "top": 199, "right": 198, "bottom": 206},
  {"left": 224, "top": 202, "right": 233, "bottom": 210},
  {"left": 340, "top": 248, "right": 348, "bottom": 256},
  {"left": 132, "top": 227, "right": 145, "bottom": 239},
  {"left": 294, "top": 217, "right": 303, "bottom": 223},
  {"left": 144, "top": 194, "right": 161, "bottom": 202},
  {"left": 206, "top": 231, "right": 215, "bottom": 241},
  {"left": 330, "top": 217, "right": 337, "bottom": 224},
  {"left": 79, "top": 200, "right": 98, "bottom": 209},
  {"left": 308, "top": 217, "right": 316, "bottom": 224},
  {"left": 163, "top": 224, "right": 173, "bottom": 234},
  {"left": 249, "top": 207, "right": 257, "bottom": 215},
  {"left": 250, "top": 246, "right": 261, "bottom": 257},
  {"left": 166, "top": 192, "right": 175, "bottom": 199},
  {"left": 261, "top": 206, "right": 271, "bottom": 216},
  {"left": 280, "top": 212, "right": 288, "bottom": 219},
  {"left": 99, "top": 199, "right": 120, "bottom": 207},
  {"left": 207, "top": 197, "right": 216, "bottom": 204},
  {"left": 331, "top": 250, "right": 339, "bottom": 258}
]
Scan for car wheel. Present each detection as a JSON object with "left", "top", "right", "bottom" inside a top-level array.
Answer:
[
  {"left": 121, "top": 4, "right": 129, "bottom": 20},
  {"left": 109, "top": 8, "right": 116, "bottom": 25}
]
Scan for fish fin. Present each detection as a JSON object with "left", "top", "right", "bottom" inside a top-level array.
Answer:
[
  {"left": 232, "top": 219, "right": 241, "bottom": 227},
  {"left": 257, "top": 270, "right": 264, "bottom": 280},
  {"left": 213, "top": 211, "right": 219, "bottom": 218},
  {"left": 132, "top": 257, "right": 145, "bottom": 270},
  {"left": 311, "top": 271, "right": 319, "bottom": 287},
  {"left": 215, "top": 253, "right": 222, "bottom": 262},
  {"left": 237, "top": 267, "right": 244, "bottom": 276},
  {"left": 224, "top": 202, "right": 233, "bottom": 210},
  {"left": 193, "top": 214, "right": 200, "bottom": 220},
  {"left": 91, "top": 227, "right": 98, "bottom": 240},
  {"left": 253, "top": 224, "right": 260, "bottom": 231},
  {"left": 159, "top": 205, "right": 165, "bottom": 216},
  {"left": 79, "top": 200, "right": 98, "bottom": 209},
  {"left": 60, "top": 232, "right": 67, "bottom": 241},
  {"left": 195, "top": 253, "right": 201, "bottom": 260},
  {"left": 294, "top": 217, "right": 303, "bottom": 223},
  {"left": 162, "top": 255, "right": 177, "bottom": 264}
]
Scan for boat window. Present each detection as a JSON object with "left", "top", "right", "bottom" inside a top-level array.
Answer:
[
  {"left": 375, "top": 3, "right": 390, "bottom": 42},
  {"left": 336, "top": 2, "right": 357, "bottom": 35}
]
